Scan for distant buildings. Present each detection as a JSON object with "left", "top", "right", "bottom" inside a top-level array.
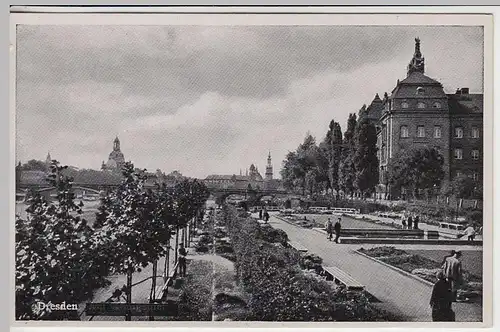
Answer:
[
  {"left": 204, "top": 152, "right": 283, "bottom": 191},
  {"left": 360, "top": 38, "right": 483, "bottom": 199},
  {"left": 101, "top": 136, "right": 125, "bottom": 172}
]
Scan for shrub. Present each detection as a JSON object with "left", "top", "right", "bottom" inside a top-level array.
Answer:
[
  {"left": 177, "top": 260, "right": 213, "bottom": 321},
  {"left": 358, "top": 246, "right": 407, "bottom": 258}
]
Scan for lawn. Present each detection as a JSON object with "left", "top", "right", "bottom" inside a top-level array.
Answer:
[
  {"left": 406, "top": 249, "right": 483, "bottom": 278},
  {"left": 297, "top": 214, "right": 394, "bottom": 230}
]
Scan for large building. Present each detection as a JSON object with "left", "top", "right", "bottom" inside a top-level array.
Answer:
[
  {"left": 101, "top": 136, "right": 126, "bottom": 172},
  {"left": 373, "top": 38, "right": 483, "bottom": 199},
  {"left": 204, "top": 152, "right": 282, "bottom": 191}
]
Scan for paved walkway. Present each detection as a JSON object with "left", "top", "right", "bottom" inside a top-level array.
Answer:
[{"left": 268, "top": 215, "right": 482, "bottom": 322}]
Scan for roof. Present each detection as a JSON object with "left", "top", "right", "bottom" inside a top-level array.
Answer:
[
  {"left": 390, "top": 73, "right": 446, "bottom": 100},
  {"left": 447, "top": 93, "right": 483, "bottom": 114},
  {"left": 19, "top": 170, "right": 48, "bottom": 186},
  {"left": 399, "top": 71, "right": 441, "bottom": 85}
]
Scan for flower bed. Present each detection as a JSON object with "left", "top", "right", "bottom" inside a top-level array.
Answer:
[{"left": 358, "top": 246, "right": 482, "bottom": 302}]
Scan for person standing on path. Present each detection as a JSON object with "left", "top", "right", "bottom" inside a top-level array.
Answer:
[
  {"left": 259, "top": 209, "right": 263, "bottom": 220},
  {"left": 414, "top": 214, "right": 420, "bottom": 229},
  {"left": 442, "top": 250, "right": 463, "bottom": 301},
  {"left": 430, "top": 271, "right": 455, "bottom": 321},
  {"left": 325, "top": 218, "right": 333, "bottom": 241},
  {"left": 264, "top": 211, "right": 270, "bottom": 223},
  {"left": 334, "top": 217, "right": 342, "bottom": 243},
  {"left": 463, "top": 224, "right": 476, "bottom": 242},
  {"left": 178, "top": 243, "right": 187, "bottom": 277},
  {"left": 407, "top": 215, "right": 413, "bottom": 230},
  {"left": 401, "top": 213, "right": 407, "bottom": 229}
]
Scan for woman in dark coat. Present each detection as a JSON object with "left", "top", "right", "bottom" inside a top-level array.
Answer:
[{"left": 430, "top": 271, "right": 455, "bottom": 321}]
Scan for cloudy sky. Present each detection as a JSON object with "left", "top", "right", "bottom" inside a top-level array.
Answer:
[{"left": 16, "top": 25, "right": 483, "bottom": 178}]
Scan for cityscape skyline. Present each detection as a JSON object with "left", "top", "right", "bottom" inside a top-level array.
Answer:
[{"left": 16, "top": 25, "right": 484, "bottom": 178}]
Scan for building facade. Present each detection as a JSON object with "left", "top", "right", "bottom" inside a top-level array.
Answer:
[
  {"left": 375, "top": 38, "right": 483, "bottom": 199},
  {"left": 101, "top": 136, "right": 126, "bottom": 172},
  {"left": 204, "top": 152, "right": 282, "bottom": 191}
]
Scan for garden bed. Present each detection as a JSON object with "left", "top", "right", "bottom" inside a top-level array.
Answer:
[{"left": 358, "top": 246, "right": 482, "bottom": 302}]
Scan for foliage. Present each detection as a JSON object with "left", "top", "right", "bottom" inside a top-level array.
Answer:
[
  {"left": 358, "top": 246, "right": 407, "bottom": 258},
  {"left": 15, "top": 161, "right": 107, "bottom": 320},
  {"left": 447, "top": 175, "right": 479, "bottom": 200},
  {"left": 19, "top": 159, "right": 49, "bottom": 172},
  {"left": 338, "top": 113, "right": 358, "bottom": 197},
  {"left": 322, "top": 120, "right": 343, "bottom": 193},
  {"left": 223, "top": 205, "right": 394, "bottom": 321},
  {"left": 388, "top": 147, "right": 444, "bottom": 199},
  {"left": 177, "top": 260, "right": 214, "bottom": 321},
  {"left": 353, "top": 120, "right": 379, "bottom": 197}
]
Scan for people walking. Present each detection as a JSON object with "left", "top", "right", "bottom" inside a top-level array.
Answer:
[
  {"left": 430, "top": 271, "right": 455, "bottom": 321},
  {"left": 401, "top": 213, "right": 407, "bottom": 229},
  {"left": 259, "top": 209, "right": 263, "bottom": 220},
  {"left": 178, "top": 243, "right": 187, "bottom": 277},
  {"left": 264, "top": 211, "right": 270, "bottom": 223},
  {"left": 414, "top": 214, "right": 420, "bottom": 229},
  {"left": 334, "top": 218, "right": 342, "bottom": 243},
  {"left": 325, "top": 218, "right": 333, "bottom": 241},
  {"left": 464, "top": 224, "right": 476, "bottom": 242},
  {"left": 442, "top": 250, "right": 463, "bottom": 301},
  {"left": 407, "top": 215, "right": 413, "bottom": 230}
]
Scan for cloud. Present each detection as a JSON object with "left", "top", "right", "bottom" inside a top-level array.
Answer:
[{"left": 15, "top": 25, "right": 484, "bottom": 178}]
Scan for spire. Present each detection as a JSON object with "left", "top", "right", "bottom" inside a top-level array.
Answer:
[
  {"left": 113, "top": 136, "right": 120, "bottom": 151},
  {"left": 407, "top": 37, "right": 425, "bottom": 76},
  {"left": 373, "top": 93, "right": 381, "bottom": 101}
]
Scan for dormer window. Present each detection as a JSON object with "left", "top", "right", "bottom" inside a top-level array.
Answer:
[
  {"left": 433, "top": 102, "right": 442, "bottom": 109},
  {"left": 401, "top": 102, "right": 409, "bottom": 109},
  {"left": 417, "top": 102, "right": 426, "bottom": 109},
  {"left": 416, "top": 87, "right": 425, "bottom": 95}
]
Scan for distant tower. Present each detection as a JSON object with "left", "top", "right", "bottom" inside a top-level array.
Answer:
[
  {"left": 407, "top": 37, "right": 425, "bottom": 76},
  {"left": 45, "top": 152, "right": 52, "bottom": 169},
  {"left": 265, "top": 151, "right": 273, "bottom": 181},
  {"left": 103, "top": 136, "right": 125, "bottom": 172}
]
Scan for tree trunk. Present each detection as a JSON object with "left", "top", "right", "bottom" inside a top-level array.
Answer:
[
  {"left": 125, "top": 269, "right": 132, "bottom": 321},
  {"left": 174, "top": 226, "right": 179, "bottom": 264}
]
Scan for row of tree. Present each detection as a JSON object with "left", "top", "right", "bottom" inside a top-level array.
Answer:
[
  {"left": 281, "top": 114, "right": 379, "bottom": 199},
  {"left": 15, "top": 160, "right": 209, "bottom": 320}
]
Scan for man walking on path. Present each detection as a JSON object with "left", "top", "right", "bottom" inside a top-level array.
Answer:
[
  {"left": 334, "top": 217, "right": 342, "bottom": 243},
  {"left": 407, "top": 215, "right": 413, "bottom": 230},
  {"left": 325, "top": 218, "right": 333, "bottom": 241},
  {"left": 442, "top": 250, "right": 463, "bottom": 301},
  {"left": 414, "top": 214, "right": 420, "bottom": 229},
  {"left": 401, "top": 213, "right": 407, "bottom": 229},
  {"left": 178, "top": 243, "right": 187, "bottom": 277},
  {"left": 430, "top": 271, "right": 455, "bottom": 321},
  {"left": 259, "top": 209, "right": 263, "bottom": 220}
]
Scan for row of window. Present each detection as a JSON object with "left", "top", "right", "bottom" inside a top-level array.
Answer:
[
  {"left": 454, "top": 148, "right": 481, "bottom": 160},
  {"left": 401, "top": 101, "right": 442, "bottom": 109},
  {"left": 400, "top": 126, "right": 480, "bottom": 139}
]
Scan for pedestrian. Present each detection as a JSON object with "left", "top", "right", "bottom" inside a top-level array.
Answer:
[
  {"left": 414, "top": 214, "right": 420, "bottom": 229},
  {"left": 441, "top": 250, "right": 456, "bottom": 265},
  {"left": 325, "top": 218, "right": 333, "bottom": 241},
  {"left": 430, "top": 271, "right": 455, "bottom": 321},
  {"left": 334, "top": 217, "right": 342, "bottom": 243},
  {"left": 401, "top": 213, "right": 407, "bottom": 229},
  {"left": 407, "top": 215, "right": 413, "bottom": 230},
  {"left": 178, "top": 243, "right": 187, "bottom": 277},
  {"left": 259, "top": 209, "right": 263, "bottom": 220},
  {"left": 264, "top": 211, "right": 270, "bottom": 223},
  {"left": 464, "top": 224, "right": 476, "bottom": 242},
  {"left": 442, "top": 250, "right": 463, "bottom": 301}
]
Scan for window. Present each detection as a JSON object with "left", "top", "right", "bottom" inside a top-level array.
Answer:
[
  {"left": 472, "top": 149, "right": 480, "bottom": 160},
  {"left": 473, "top": 172, "right": 479, "bottom": 181},
  {"left": 456, "top": 171, "right": 462, "bottom": 178},
  {"left": 454, "top": 127, "right": 463, "bottom": 138},
  {"left": 472, "top": 127, "right": 480, "bottom": 138},
  {"left": 433, "top": 102, "right": 442, "bottom": 109},
  {"left": 417, "top": 102, "right": 426, "bottom": 109},
  {"left": 434, "top": 126, "right": 442, "bottom": 138},
  {"left": 417, "top": 126, "right": 426, "bottom": 138},
  {"left": 454, "top": 148, "right": 463, "bottom": 160},
  {"left": 416, "top": 87, "right": 425, "bottom": 95},
  {"left": 401, "top": 102, "right": 409, "bottom": 109},
  {"left": 400, "top": 126, "right": 409, "bottom": 138}
]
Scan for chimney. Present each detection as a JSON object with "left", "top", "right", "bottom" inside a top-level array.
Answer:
[{"left": 460, "top": 88, "right": 469, "bottom": 95}]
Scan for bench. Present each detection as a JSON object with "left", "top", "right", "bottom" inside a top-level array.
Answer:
[
  {"left": 153, "top": 262, "right": 180, "bottom": 303},
  {"left": 288, "top": 241, "right": 308, "bottom": 253},
  {"left": 323, "top": 266, "right": 365, "bottom": 291}
]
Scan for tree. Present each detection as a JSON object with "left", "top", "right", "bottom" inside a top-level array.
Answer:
[
  {"left": 21, "top": 159, "right": 48, "bottom": 172},
  {"left": 353, "top": 120, "right": 379, "bottom": 199},
  {"left": 338, "top": 114, "right": 357, "bottom": 198},
  {"left": 450, "top": 175, "right": 476, "bottom": 199},
  {"left": 322, "top": 120, "right": 343, "bottom": 196},
  {"left": 388, "top": 147, "right": 444, "bottom": 200},
  {"left": 16, "top": 161, "right": 100, "bottom": 320}
]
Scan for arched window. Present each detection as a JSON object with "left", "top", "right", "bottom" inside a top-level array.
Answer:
[
  {"left": 416, "top": 87, "right": 425, "bottom": 95},
  {"left": 400, "top": 126, "right": 409, "bottom": 138},
  {"left": 401, "top": 102, "right": 409, "bottom": 109},
  {"left": 417, "top": 102, "right": 426, "bottom": 109},
  {"left": 433, "top": 102, "right": 442, "bottom": 108}
]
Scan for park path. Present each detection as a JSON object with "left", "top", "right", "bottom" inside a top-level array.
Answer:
[{"left": 268, "top": 215, "right": 482, "bottom": 322}]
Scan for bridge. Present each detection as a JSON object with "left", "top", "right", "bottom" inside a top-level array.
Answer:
[{"left": 205, "top": 186, "right": 290, "bottom": 202}]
